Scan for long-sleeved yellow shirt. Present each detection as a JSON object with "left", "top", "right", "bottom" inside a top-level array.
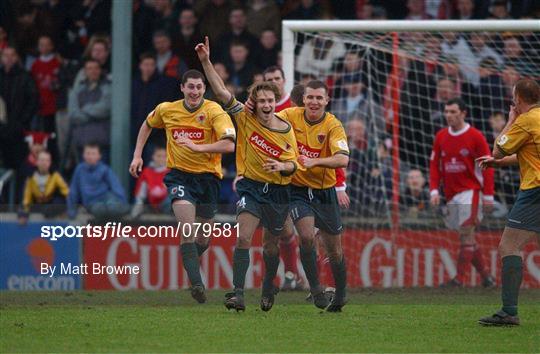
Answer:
[{"left": 23, "top": 172, "right": 69, "bottom": 212}]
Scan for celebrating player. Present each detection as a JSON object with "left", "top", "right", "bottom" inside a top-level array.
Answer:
[
  {"left": 429, "top": 98, "right": 496, "bottom": 288},
  {"left": 196, "top": 37, "right": 301, "bottom": 312},
  {"left": 477, "top": 79, "right": 540, "bottom": 326},
  {"left": 275, "top": 81, "right": 350, "bottom": 312},
  {"left": 129, "top": 70, "right": 236, "bottom": 304}
]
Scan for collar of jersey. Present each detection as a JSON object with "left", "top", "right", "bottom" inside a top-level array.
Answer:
[
  {"left": 258, "top": 114, "right": 291, "bottom": 133},
  {"left": 448, "top": 123, "right": 470, "bottom": 136},
  {"left": 303, "top": 111, "right": 327, "bottom": 126},
  {"left": 183, "top": 99, "right": 204, "bottom": 113}
]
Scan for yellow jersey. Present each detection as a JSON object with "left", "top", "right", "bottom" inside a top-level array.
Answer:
[
  {"left": 277, "top": 107, "right": 349, "bottom": 189},
  {"left": 225, "top": 98, "right": 300, "bottom": 185},
  {"left": 496, "top": 106, "right": 540, "bottom": 190},
  {"left": 23, "top": 172, "right": 69, "bottom": 212},
  {"left": 146, "top": 99, "right": 235, "bottom": 179}
]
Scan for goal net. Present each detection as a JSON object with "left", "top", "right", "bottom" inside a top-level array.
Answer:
[{"left": 282, "top": 20, "right": 540, "bottom": 288}]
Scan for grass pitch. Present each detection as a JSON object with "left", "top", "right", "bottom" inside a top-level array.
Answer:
[{"left": 1, "top": 288, "right": 539, "bottom": 353}]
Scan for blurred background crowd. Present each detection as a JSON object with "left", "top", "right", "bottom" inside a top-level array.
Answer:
[{"left": 0, "top": 0, "right": 539, "bottom": 222}]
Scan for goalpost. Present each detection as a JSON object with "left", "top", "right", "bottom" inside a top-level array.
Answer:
[{"left": 282, "top": 20, "right": 540, "bottom": 288}]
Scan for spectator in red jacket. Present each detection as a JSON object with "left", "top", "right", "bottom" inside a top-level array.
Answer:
[
  {"left": 30, "top": 35, "right": 60, "bottom": 133},
  {"left": 130, "top": 146, "right": 170, "bottom": 218}
]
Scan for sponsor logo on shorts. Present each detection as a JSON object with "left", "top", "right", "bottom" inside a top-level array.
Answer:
[
  {"left": 249, "top": 132, "right": 283, "bottom": 157},
  {"left": 172, "top": 127, "right": 205, "bottom": 140},
  {"left": 297, "top": 142, "right": 321, "bottom": 158}
]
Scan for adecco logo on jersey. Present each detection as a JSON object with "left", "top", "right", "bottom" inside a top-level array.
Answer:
[
  {"left": 0, "top": 222, "right": 80, "bottom": 290},
  {"left": 172, "top": 127, "right": 205, "bottom": 140},
  {"left": 297, "top": 142, "right": 321, "bottom": 158},
  {"left": 249, "top": 132, "right": 283, "bottom": 158}
]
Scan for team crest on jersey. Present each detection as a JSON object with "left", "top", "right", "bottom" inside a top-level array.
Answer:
[
  {"left": 285, "top": 143, "right": 291, "bottom": 150},
  {"left": 460, "top": 148, "right": 470, "bottom": 157},
  {"left": 317, "top": 134, "right": 326, "bottom": 144},
  {"left": 196, "top": 113, "right": 206, "bottom": 124}
]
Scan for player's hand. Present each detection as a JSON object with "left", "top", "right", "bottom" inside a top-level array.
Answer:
[
  {"left": 244, "top": 97, "right": 255, "bottom": 114},
  {"left": 195, "top": 36, "right": 210, "bottom": 62},
  {"left": 476, "top": 156, "right": 497, "bottom": 170},
  {"left": 176, "top": 136, "right": 200, "bottom": 152},
  {"left": 263, "top": 158, "right": 285, "bottom": 172},
  {"left": 337, "top": 190, "right": 350, "bottom": 209},
  {"left": 430, "top": 193, "right": 440, "bottom": 206},
  {"left": 298, "top": 155, "right": 317, "bottom": 168},
  {"left": 232, "top": 175, "right": 244, "bottom": 193},
  {"left": 129, "top": 156, "right": 143, "bottom": 178}
]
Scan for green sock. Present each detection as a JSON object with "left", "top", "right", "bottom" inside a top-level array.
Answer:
[
  {"left": 233, "top": 248, "right": 250, "bottom": 290},
  {"left": 501, "top": 255, "right": 522, "bottom": 316},
  {"left": 196, "top": 243, "right": 209, "bottom": 257},
  {"left": 180, "top": 243, "right": 203, "bottom": 286},
  {"left": 262, "top": 252, "right": 280, "bottom": 293},
  {"left": 299, "top": 246, "right": 320, "bottom": 291},
  {"left": 330, "top": 256, "right": 347, "bottom": 300}
]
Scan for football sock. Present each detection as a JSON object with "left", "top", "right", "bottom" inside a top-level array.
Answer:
[
  {"left": 471, "top": 245, "right": 490, "bottom": 279},
  {"left": 233, "top": 248, "right": 250, "bottom": 290},
  {"left": 501, "top": 255, "right": 522, "bottom": 316},
  {"left": 300, "top": 246, "right": 321, "bottom": 291},
  {"left": 196, "top": 243, "right": 209, "bottom": 257},
  {"left": 263, "top": 251, "right": 280, "bottom": 293},
  {"left": 280, "top": 236, "right": 299, "bottom": 275},
  {"left": 330, "top": 256, "right": 347, "bottom": 300},
  {"left": 456, "top": 244, "right": 475, "bottom": 283},
  {"left": 180, "top": 243, "right": 203, "bottom": 286}
]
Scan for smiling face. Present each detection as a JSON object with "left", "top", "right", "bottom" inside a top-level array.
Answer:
[
  {"left": 303, "top": 86, "right": 329, "bottom": 119},
  {"left": 254, "top": 89, "right": 276, "bottom": 122},
  {"left": 181, "top": 78, "right": 205, "bottom": 107}
]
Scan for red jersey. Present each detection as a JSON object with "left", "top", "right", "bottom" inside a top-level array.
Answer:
[
  {"left": 31, "top": 55, "right": 60, "bottom": 116},
  {"left": 133, "top": 166, "right": 170, "bottom": 209},
  {"left": 275, "top": 93, "right": 291, "bottom": 113},
  {"left": 429, "top": 124, "right": 494, "bottom": 201}
]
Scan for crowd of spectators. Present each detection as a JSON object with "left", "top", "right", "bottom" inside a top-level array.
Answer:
[{"left": 0, "top": 0, "right": 538, "bottom": 222}]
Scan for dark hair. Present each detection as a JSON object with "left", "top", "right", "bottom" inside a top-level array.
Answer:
[
  {"left": 83, "top": 142, "right": 101, "bottom": 152},
  {"left": 514, "top": 78, "right": 540, "bottom": 105},
  {"left": 230, "top": 39, "right": 248, "bottom": 49},
  {"left": 139, "top": 52, "right": 156, "bottom": 62},
  {"left": 305, "top": 80, "right": 329, "bottom": 94},
  {"left": 181, "top": 69, "right": 206, "bottom": 85},
  {"left": 445, "top": 98, "right": 467, "bottom": 112},
  {"left": 263, "top": 66, "right": 284, "bottom": 79},
  {"left": 290, "top": 84, "right": 305, "bottom": 107},
  {"left": 248, "top": 81, "right": 281, "bottom": 103},
  {"left": 84, "top": 58, "right": 101, "bottom": 67},
  {"left": 153, "top": 30, "right": 171, "bottom": 40}
]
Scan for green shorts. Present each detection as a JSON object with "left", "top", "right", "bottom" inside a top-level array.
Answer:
[
  {"left": 236, "top": 177, "right": 290, "bottom": 235},
  {"left": 290, "top": 185, "right": 343, "bottom": 235},
  {"left": 163, "top": 169, "right": 220, "bottom": 219},
  {"left": 507, "top": 186, "right": 540, "bottom": 233}
]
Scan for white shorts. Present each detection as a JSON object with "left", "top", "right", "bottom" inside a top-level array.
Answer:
[{"left": 443, "top": 190, "right": 483, "bottom": 230}]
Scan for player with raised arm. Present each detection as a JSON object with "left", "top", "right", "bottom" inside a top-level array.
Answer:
[
  {"left": 129, "top": 70, "right": 236, "bottom": 304},
  {"left": 276, "top": 81, "right": 350, "bottom": 312},
  {"left": 429, "top": 98, "right": 496, "bottom": 288},
  {"left": 196, "top": 37, "right": 301, "bottom": 312},
  {"left": 477, "top": 79, "right": 540, "bottom": 326}
]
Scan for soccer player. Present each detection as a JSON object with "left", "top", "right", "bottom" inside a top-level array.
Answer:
[
  {"left": 275, "top": 81, "right": 350, "bottom": 312},
  {"left": 196, "top": 37, "right": 300, "bottom": 311},
  {"left": 477, "top": 79, "right": 540, "bottom": 326},
  {"left": 129, "top": 70, "right": 236, "bottom": 303},
  {"left": 429, "top": 98, "right": 496, "bottom": 288}
]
